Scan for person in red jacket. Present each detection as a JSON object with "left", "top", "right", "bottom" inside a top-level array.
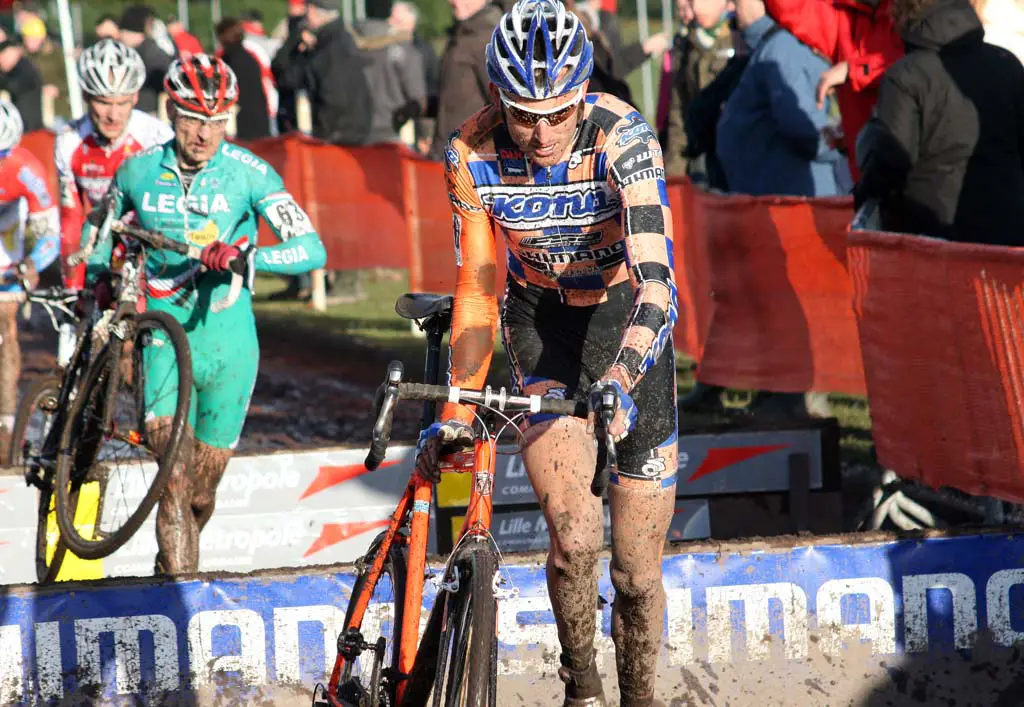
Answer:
[
  {"left": 167, "top": 14, "right": 203, "bottom": 59},
  {"left": 764, "top": 0, "right": 903, "bottom": 176}
]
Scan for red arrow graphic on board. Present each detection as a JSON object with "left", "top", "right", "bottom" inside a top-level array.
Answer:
[
  {"left": 303, "top": 520, "right": 391, "bottom": 557},
  {"left": 300, "top": 460, "right": 401, "bottom": 501},
  {"left": 686, "top": 445, "right": 789, "bottom": 483}
]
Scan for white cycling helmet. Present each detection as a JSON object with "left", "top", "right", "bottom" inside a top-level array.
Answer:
[
  {"left": 486, "top": 0, "right": 594, "bottom": 99},
  {"left": 78, "top": 39, "right": 146, "bottom": 97},
  {"left": 0, "top": 100, "right": 23, "bottom": 154}
]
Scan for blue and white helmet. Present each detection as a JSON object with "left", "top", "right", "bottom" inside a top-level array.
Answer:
[{"left": 486, "top": 0, "right": 594, "bottom": 100}]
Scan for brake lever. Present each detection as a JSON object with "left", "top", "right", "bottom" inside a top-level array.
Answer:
[
  {"left": 365, "top": 361, "right": 404, "bottom": 470},
  {"left": 591, "top": 384, "right": 618, "bottom": 498}
]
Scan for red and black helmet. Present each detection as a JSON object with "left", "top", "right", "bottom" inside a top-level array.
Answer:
[{"left": 163, "top": 54, "right": 239, "bottom": 117}]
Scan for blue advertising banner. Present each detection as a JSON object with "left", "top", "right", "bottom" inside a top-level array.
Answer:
[{"left": 1, "top": 531, "right": 1022, "bottom": 704}]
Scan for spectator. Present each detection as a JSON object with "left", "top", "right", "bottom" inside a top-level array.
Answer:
[
  {"left": 426, "top": 0, "right": 503, "bottom": 160},
  {"left": 242, "top": 9, "right": 284, "bottom": 59},
  {"left": 167, "top": 14, "right": 203, "bottom": 59},
  {"left": 239, "top": 13, "right": 280, "bottom": 134},
  {"left": 764, "top": 0, "right": 903, "bottom": 177},
  {"left": 659, "top": 0, "right": 736, "bottom": 178},
  {"left": 855, "top": 0, "right": 1024, "bottom": 245},
  {"left": 0, "top": 38, "right": 42, "bottom": 131},
  {"left": 568, "top": 0, "right": 668, "bottom": 104},
  {"left": 971, "top": 0, "right": 1024, "bottom": 62},
  {"left": 271, "top": 0, "right": 308, "bottom": 135},
  {"left": 389, "top": 1, "right": 439, "bottom": 152},
  {"left": 717, "top": 0, "right": 844, "bottom": 196},
  {"left": 94, "top": 14, "right": 120, "bottom": 42},
  {"left": 686, "top": 0, "right": 842, "bottom": 419},
  {"left": 119, "top": 5, "right": 173, "bottom": 115},
  {"left": 352, "top": 9, "right": 427, "bottom": 145},
  {"left": 18, "top": 14, "right": 67, "bottom": 122},
  {"left": 217, "top": 18, "right": 271, "bottom": 141},
  {"left": 272, "top": 0, "right": 372, "bottom": 145}
]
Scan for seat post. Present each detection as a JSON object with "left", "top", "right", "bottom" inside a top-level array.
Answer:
[{"left": 420, "top": 319, "right": 446, "bottom": 431}]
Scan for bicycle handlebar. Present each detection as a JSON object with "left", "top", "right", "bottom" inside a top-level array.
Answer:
[
  {"left": 365, "top": 360, "right": 619, "bottom": 497},
  {"left": 68, "top": 221, "right": 247, "bottom": 313}
]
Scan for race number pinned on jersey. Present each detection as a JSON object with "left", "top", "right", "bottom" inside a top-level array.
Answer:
[{"left": 263, "top": 196, "right": 315, "bottom": 241}]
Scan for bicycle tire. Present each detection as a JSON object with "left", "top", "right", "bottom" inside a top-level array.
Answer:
[
  {"left": 54, "top": 310, "right": 192, "bottom": 560},
  {"left": 431, "top": 541, "right": 497, "bottom": 707},
  {"left": 12, "top": 377, "right": 67, "bottom": 583},
  {"left": 338, "top": 532, "right": 408, "bottom": 707}
]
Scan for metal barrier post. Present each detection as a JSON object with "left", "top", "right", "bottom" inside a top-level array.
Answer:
[{"left": 293, "top": 91, "right": 326, "bottom": 310}]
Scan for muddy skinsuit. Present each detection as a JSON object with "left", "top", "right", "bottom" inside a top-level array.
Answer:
[{"left": 82, "top": 140, "right": 326, "bottom": 573}]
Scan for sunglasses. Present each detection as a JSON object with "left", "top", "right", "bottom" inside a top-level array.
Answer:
[{"left": 500, "top": 88, "right": 584, "bottom": 127}]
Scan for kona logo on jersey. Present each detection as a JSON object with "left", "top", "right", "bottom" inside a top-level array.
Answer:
[
  {"left": 615, "top": 114, "right": 656, "bottom": 148},
  {"left": 518, "top": 240, "right": 625, "bottom": 268},
  {"left": 444, "top": 129, "right": 461, "bottom": 172},
  {"left": 619, "top": 166, "right": 665, "bottom": 188},
  {"left": 140, "top": 192, "right": 230, "bottom": 215},
  {"left": 221, "top": 145, "right": 268, "bottom": 175},
  {"left": 17, "top": 166, "right": 51, "bottom": 208},
  {"left": 480, "top": 182, "right": 620, "bottom": 228}
]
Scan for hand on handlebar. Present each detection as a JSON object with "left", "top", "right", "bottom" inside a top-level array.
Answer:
[
  {"left": 4, "top": 260, "right": 37, "bottom": 289},
  {"left": 414, "top": 420, "right": 474, "bottom": 484},
  {"left": 200, "top": 241, "right": 242, "bottom": 272},
  {"left": 589, "top": 379, "right": 637, "bottom": 443}
]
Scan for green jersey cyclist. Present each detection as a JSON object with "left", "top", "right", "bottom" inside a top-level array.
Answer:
[{"left": 80, "top": 54, "right": 326, "bottom": 574}]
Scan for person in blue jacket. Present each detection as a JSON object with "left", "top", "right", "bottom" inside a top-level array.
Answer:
[{"left": 716, "top": 0, "right": 846, "bottom": 197}]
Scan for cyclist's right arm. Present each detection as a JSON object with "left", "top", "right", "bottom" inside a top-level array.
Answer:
[
  {"left": 55, "top": 129, "right": 86, "bottom": 286},
  {"left": 80, "top": 176, "right": 130, "bottom": 285},
  {"left": 439, "top": 132, "right": 499, "bottom": 427}
]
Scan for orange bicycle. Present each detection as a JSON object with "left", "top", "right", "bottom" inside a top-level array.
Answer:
[{"left": 314, "top": 293, "right": 618, "bottom": 707}]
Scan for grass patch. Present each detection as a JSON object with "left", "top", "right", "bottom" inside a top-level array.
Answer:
[{"left": 254, "top": 272, "right": 875, "bottom": 466}]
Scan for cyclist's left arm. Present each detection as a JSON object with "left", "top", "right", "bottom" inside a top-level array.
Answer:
[
  {"left": 17, "top": 157, "right": 60, "bottom": 273},
  {"left": 252, "top": 172, "right": 327, "bottom": 274},
  {"left": 603, "top": 112, "right": 678, "bottom": 393}
]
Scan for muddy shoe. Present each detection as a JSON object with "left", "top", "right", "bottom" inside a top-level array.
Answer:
[{"left": 558, "top": 653, "right": 606, "bottom": 706}]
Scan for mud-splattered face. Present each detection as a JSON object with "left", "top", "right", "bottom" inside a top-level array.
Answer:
[{"left": 493, "top": 84, "right": 587, "bottom": 169}]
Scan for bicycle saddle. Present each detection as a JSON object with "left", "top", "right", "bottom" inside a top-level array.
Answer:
[{"left": 395, "top": 293, "right": 453, "bottom": 321}]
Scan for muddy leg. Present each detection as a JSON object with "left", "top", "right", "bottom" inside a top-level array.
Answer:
[
  {"left": 608, "top": 446, "right": 677, "bottom": 706},
  {"left": 0, "top": 302, "right": 20, "bottom": 457},
  {"left": 521, "top": 416, "right": 604, "bottom": 671},
  {"left": 190, "top": 441, "right": 233, "bottom": 532},
  {"left": 150, "top": 418, "right": 195, "bottom": 575}
]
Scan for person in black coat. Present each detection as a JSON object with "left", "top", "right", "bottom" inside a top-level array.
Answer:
[
  {"left": 855, "top": 0, "right": 1024, "bottom": 245},
  {"left": 0, "top": 39, "right": 42, "bottom": 131},
  {"left": 216, "top": 18, "right": 271, "bottom": 141}
]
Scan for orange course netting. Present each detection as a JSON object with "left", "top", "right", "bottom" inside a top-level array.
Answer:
[{"left": 849, "top": 229, "right": 1024, "bottom": 502}]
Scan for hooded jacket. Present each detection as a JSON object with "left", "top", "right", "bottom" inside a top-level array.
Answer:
[
  {"left": 855, "top": 0, "right": 1024, "bottom": 245},
  {"left": 717, "top": 16, "right": 844, "bottom": 196},
  {"left": 765, "top": 0, "right": 903, "bottom": 176}
]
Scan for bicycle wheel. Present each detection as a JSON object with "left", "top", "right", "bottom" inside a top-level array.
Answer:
[
  {"left": 54, "top": 310, "right": 192, "bottom": 560},
  {"left": 336, "top": 532, "right": 408, "bottom": 707},
  {"left": 11, "top": 377, "right": 67, "bottom": 583},
  {"left": 431, "top": 541, "right": 498, "bottom": 707}
]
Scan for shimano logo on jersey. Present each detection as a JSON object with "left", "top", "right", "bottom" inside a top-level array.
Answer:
[
  {"left": 616, "top": 114, "right": 656, "bottom": 148},
  {"left": 618, "top": 166, "right": 665, "bottom": 188},
  {"left": 518, "top": 240, "right": 625, "bottom": 268},
  {"left": 480, "top": 182, "right": 620, "bottom": 229},
  {"left": 221, "top": 145, "right": 268, "bottom": 175},
  {"left": 141, "top": 192, "right": 230, "bottom": 215},
  {"left": 519, "top": 232, "right": 602, "bottom": 249}
]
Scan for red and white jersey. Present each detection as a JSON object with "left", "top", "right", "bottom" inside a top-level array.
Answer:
[
  {"left": 0, "top": 146, "right": 59, "bottom": 272},
  {"left": 55, "top": 110, "right": 173, "bottom": 287}
]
